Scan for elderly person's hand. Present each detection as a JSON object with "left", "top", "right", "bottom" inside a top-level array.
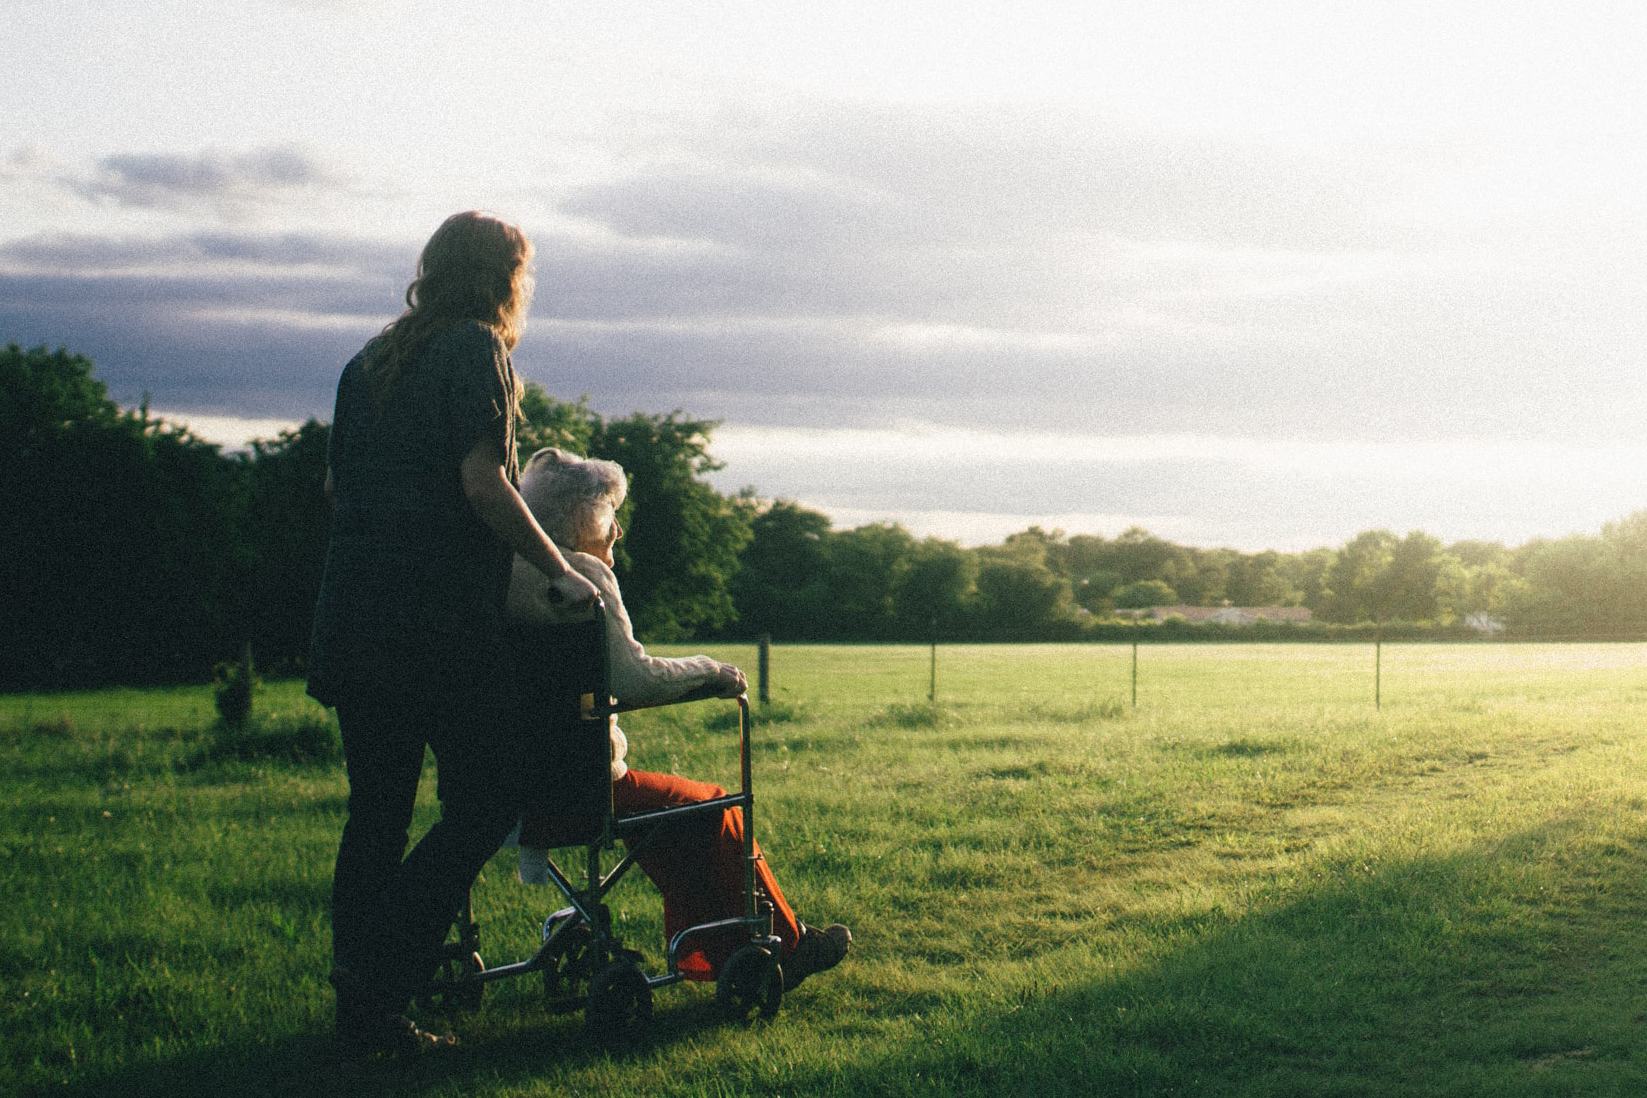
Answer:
[{"left": 712, "top": 662, "right": 747, "bottom": 698}]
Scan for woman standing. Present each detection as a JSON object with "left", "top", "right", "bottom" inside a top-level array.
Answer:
[{"left": 308, "top": 212, "right": 597, "bottom": 1056}]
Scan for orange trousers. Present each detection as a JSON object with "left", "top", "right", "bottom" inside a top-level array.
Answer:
[{"left": 613, "top": 769, "right": 801, "bottom": 980}]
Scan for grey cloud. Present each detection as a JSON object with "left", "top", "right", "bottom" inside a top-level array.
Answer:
[
  {"left": 0, "top": 267, "right": 367, "bottom": 414},
  {"left": 560, "top": 166, "right": 907, "bottom": 256},
  {"left": 1, "top": 284, "right": 358, "bottom": 417},
  {"left": 539, "top": 193, "right": 1094, "bottom": 341},
  {"left": 2, "top": 230, "right": 402, "bottom": 279},
  {"left": 530, "top": 227, "right": 920, "bottom": 324},
  {"left": 80, "top": 148, "right": 340, "bottom": 212},
  {"left": 0, "top": 228, "right": 404, "bottom": 417},
  {"left": 566, "top": 100, "right": 1390, "bottom": 256},
  {"left": 539, "top": 98, "right": 1396, "bottom": 376},
  {"left": 3, "top": 98, "right": 1636, "bottom": 464},
  {"left": 517, "top": 270, "right": 1647, "bottom": 446},
  {"left": 522, "top": 95, "right": 1645, "bottom": 447}
]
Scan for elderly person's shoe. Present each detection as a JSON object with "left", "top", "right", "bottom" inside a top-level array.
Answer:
[{"left": 783, "top": 923, "right": 851, "bottom": 990}]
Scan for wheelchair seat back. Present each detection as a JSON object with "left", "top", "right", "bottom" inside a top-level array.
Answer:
[{"left": 507, "top": 609, "right": 613, "bottom": 848}]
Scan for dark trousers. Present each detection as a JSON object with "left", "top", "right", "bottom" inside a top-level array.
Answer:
[{"left": 331, "top": 694, "right": 521, "bottom": 1012}]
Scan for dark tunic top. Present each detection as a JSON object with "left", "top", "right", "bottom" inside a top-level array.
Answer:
[{"left": 307, "top": 321, "right": 520, "bottom": 710}]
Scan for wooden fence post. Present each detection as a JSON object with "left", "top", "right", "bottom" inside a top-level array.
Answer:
[
  {"left": 1375, "top": 622, "right": 1383, "bottom": 711},
  {"left": 929, "top": 618, "right": 938, "bottom": 702},
  {"left": 757, "top": 634, "right": 770, "bottom": 705},
  {"left": 1131, "top": 640, "right": 1139, "bottom": 709}
]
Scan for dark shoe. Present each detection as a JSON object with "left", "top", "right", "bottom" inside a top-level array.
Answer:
[
  {"left": 783, "top": 923, "right": 851, "bottom": 990},
  {"left": 335, "top": 1011, "right": 458, "bottom": 1059},
  {"left": 331, "top": 965, "right": 457, "bottom": 1059}
]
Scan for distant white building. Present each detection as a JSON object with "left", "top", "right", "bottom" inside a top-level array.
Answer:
[
  {"left": 1463, "top": 611, "right": 1506, "bottom": 635},
  {"left": 1115, "top": 605, "right": 1313, "bottom": 625}
]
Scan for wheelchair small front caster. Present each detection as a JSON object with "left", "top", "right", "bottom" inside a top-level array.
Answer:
[
  {"left": 717, "top": 944, "right": 783, "bottom": 1023},
  {"left": 587, "top": 958, "right": 652, "bottom": 1038}
]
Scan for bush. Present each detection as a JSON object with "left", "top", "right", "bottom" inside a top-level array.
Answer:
[{"left": 213, "top": 647, "right": 259, "bottom": 727}]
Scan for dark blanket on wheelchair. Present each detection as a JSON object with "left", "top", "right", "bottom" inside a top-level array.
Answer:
[{"left": 507, "top": 619, "right": 612, "bottom": 848}]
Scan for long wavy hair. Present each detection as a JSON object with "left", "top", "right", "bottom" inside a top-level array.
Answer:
[{"left": 366, "top": 211, "right": 534, "bottom": 404}]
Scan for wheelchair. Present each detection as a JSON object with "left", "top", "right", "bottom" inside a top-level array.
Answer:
[{"left": 420, "top": 604, "right": 786, "bottom": 1036}]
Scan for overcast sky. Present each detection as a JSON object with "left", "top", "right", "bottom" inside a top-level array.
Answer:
[{"left": 6, "top": 0, "right": 1647, "bottom": 551}]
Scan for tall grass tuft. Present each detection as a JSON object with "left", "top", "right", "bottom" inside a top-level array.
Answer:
[
  {"left": 187, "top": 712, "right": 341, "bottom": 768},
  {"left": 703, "top": 697, "right": 808, "bottom": 732},
  {"left": 876, "top": 700, "right": 954, "bottom": 728}
]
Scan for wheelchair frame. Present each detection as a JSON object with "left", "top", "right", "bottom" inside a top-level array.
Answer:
[{"left": 422, "top": 604, "right": 786, "bottom": 1033}]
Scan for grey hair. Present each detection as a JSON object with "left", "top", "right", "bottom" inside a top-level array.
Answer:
[{"left": 517, "top": 447, "right": 628, "bottom": 550}]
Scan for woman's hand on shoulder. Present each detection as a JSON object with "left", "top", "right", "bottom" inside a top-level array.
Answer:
[
  {"left": 712, "top": 662, "right": 748, "bottom": 698},
  {"left": 547, "top": 568, "right": 599, "bottom": 610}
]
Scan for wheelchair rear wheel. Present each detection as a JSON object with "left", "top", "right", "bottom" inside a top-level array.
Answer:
[{"left": 423, "top": 949, "right": 486, "bottom": 1014}]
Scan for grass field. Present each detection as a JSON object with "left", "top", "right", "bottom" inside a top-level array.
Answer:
[{"left": 7, "top": 641, "right": 1647, "bottom": 1097}]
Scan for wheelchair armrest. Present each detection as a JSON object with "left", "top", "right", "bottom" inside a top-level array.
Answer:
[{"left": 612, "top": 685, "right": 745, "bottom": 714}]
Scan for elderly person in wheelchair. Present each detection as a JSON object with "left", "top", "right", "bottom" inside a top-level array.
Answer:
[{"left": 505, "top": 446, "right": 849, "bottom": 990}]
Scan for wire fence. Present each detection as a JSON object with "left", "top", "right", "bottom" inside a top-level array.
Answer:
[{"left": 744, "top": 633, "right": 1647, "bottom": 715}]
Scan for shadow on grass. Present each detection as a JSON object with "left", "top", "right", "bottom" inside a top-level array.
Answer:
[
  {"left": 803, "top": 812, "right": 1647, "bottom": 1098},
  {"left": 27, "top": 987, "right": 733, "bottom": 1098},
  {"left": 33, "top": 813, "right": 1647, "bottom": 1098}
]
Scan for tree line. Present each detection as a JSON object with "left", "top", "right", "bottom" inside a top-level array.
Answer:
[{"left": 4, "top": 343, "right": 1645, "bottom": 689}]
